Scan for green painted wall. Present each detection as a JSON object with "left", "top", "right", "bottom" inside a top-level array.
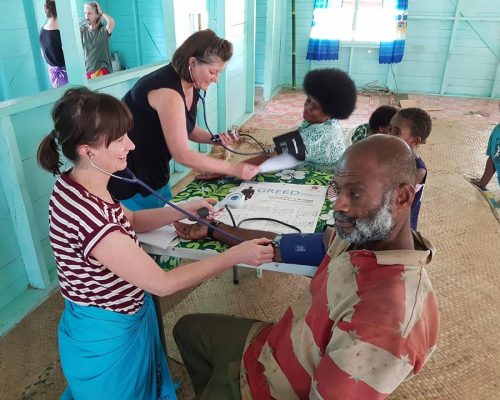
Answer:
[
  {"left": 0, "top": 1, "right": 48, "bottom": 101},
  {"left": 255, "top": 0, "right": 267, "bottom": 85},
  {"left": 274, "top": 0, "right": 500, "bottom": 97}
]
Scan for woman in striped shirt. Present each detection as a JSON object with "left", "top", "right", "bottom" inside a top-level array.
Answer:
[{"left": 37, "top": 87, "right": 274, "bottom": 400}]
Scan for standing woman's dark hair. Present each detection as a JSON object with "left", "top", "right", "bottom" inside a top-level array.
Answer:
[
  {"left": 37, "top": 87, "right": 133, "bottom": 175},
  {"left": 172, "top": 29, "right": 233, "bottom": 82},
  {"left": 44, "top": 0, "right": 57, "bottom": 18}
]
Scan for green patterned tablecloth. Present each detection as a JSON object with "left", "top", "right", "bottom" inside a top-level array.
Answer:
[{"left": 159, "top": 170, "right": 334, "bottom": 269}]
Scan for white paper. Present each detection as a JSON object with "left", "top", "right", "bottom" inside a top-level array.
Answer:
[
  {"left": 259, "top": 153, "right": 302, "bottom": 173},
  {"left": 217, "top": 181, "right": 327, "bottom": 234},
  {"left": 137, "top": 224, "right": 178, "bottom": 250}
]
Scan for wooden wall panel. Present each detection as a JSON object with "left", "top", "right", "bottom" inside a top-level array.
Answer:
[{"left": 279, "top": 0, "right": 499, "bottom": 97}]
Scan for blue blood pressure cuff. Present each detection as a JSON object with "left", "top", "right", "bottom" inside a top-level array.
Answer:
[{"left": 278, "top": 233, "right": 326, "bottom": 266}]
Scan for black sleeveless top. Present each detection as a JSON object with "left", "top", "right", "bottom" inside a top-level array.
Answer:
[
  {"left": 39, "top": 29, "right": 65, "bottom": 67},
  {"left": 108, "top": 64, "right": 198, "bottom": 199}
]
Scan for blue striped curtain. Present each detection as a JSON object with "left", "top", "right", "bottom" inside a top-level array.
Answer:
[
  {"left": 379, "top": 0, "right": 408, "bottom": 64},
  {"left": 306, "top": 0, "right": 340, "bottom": 61}
]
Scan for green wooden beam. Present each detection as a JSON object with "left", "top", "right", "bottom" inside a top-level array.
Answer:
[
  {"left": 24, "top": 0, "right": 49, "bottom": 93},
  {"left": 263, "top": 0, "right": 276, "bottom": 101},
  {"left": 132, "top": 0, "right": 144, "bottom": 67},
  {"left": 0, "top": 116, "right": 50, "bottom": 289},
  {"left": 491, "top": 62, "right": 500, "bottom": 98},
  {"left": 291, "top": 0, "right": 296, "bottom": 88},
  {"left": 410, "top": 15, "right": 500, "bottom": 21},
  {"left": 245, "top": 0, "right": 256, "bottom": 114},
  {"left": 447, "top": 0, "right": 499, "bottom": 61},
  {"left": 57, "top": 0, "right": 87, "bottom": 85},
  {"left": 212, "top": 0, "right": 228, "bottom": 131},
  {"left": 348, "top": 47, "right": 354, "bottom": 76},
  {"left": 440, "top": 0, "right": 462, "bottom": 95},
  {"left": 162, "top": 0, "right": 177, "bottom": 60}
]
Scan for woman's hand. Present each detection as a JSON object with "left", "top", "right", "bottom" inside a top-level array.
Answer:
[
  {"left": 233, "top": 162, "right": 261, "bottom": 181},
  {"left": 228, "top": 238, "right": 274, "bottom": 266},
  {"left": 173, "top": 221, "right": 209, "bottom": 240},
  {"left": 180, "top": 198, "right": 217, "bottom": 220}
]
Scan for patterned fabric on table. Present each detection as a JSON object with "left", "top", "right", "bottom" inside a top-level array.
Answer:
[{"left": 160, "top": 170, "right": 334, "bottom": 270}]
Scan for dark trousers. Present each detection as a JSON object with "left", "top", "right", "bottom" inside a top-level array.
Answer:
[{"left": 173, "top": 313, "right": 258, "bottom": 400}]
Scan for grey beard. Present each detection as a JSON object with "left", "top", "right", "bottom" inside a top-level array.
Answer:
[{"left": 336, "top": 192, "right": 395, "bottom": 245}]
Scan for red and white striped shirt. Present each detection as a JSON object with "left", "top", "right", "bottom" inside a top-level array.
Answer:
[
  {"left": 48, "top": 170, "right": 144, "bottom": 314},
  {"left": 241, "top": 232, "right": 439, "bottom": 399}
]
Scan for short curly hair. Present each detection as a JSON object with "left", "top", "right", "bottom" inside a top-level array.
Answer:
[
  {"left": 302, "top": 68, "right": 357, "bottom": 120},
  {"left": 368, "top": 105, "right": 398, "bottom": 131},
  {"left": 396, "top": 107, "right": 432, "bottom": 143}
]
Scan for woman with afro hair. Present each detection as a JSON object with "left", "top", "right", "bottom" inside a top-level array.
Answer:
[
  {"left": 197, "top": 68, "right": 357, "bottom": 178},
  {"left": 296, "top": 68, "right": 357, "bottom": 170}
]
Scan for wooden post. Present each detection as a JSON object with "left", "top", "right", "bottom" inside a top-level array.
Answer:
[
  {"left": 57, "top": 0, "right": 87, "bottom": 85},
  {"left": 0, "top": 116, "right": 50, "bottom": 289},
  {"left": 440, "top": 0, "right": 462, "bottom": 95}
]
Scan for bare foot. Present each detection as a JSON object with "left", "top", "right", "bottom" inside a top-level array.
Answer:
[{"left": 469, "top": 178, "right": 487, "bottom": 191}]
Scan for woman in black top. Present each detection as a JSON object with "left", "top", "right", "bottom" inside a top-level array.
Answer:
[
  {"left": 39, "top": 0, "right": 67, "bottom": 88},
  {"left": 108, "top": 29, "right": 261, "bottom": 210}
]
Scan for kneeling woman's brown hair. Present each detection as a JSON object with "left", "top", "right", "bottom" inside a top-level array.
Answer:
[{"left": 37, "top": 87, "right": 133, "bottom": 175}]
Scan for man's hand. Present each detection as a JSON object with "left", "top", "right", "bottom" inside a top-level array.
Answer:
[{"left": 174, "top": 221, "right": 209, "bottom": 240}]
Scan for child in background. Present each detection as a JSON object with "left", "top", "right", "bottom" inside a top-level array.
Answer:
[
  {"left": 470, "top": 120, "right": 500, "bottom": 191},
  {"left": 350, "top": 104, "right": 399, "bottom": 143},
  {"left": 389, "top": 107, "right": 432, "bottom": 230}
]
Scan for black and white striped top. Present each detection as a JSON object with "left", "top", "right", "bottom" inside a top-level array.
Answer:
[{"left": 48, "top": 170, "right": 144, "bottom": 314}]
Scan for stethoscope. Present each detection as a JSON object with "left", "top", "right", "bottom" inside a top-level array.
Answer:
[
  {"left": 89, "top": 159, "right": 245, "bottom": 243},
  {"left": 190, "top": 64, "right": 271, "bottom": 156}
]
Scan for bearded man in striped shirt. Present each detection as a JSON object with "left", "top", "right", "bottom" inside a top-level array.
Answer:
[{"left": 173, "top": 134, "right": 440, "bottom": 400}]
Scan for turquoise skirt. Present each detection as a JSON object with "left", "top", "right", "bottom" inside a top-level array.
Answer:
[
  {"left": 58, "top": 294, "right": 177, "bottom": 400},
  {"left": 120, "top": 183, "right": 173, "bottom": 211}
]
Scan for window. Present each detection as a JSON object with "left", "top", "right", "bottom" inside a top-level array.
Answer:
[
  {"left": 174, "top": 0, "right": 208, "bottom": 46},
  {"left": 311, "top": 0, "right": 403, "bottom": 43}
]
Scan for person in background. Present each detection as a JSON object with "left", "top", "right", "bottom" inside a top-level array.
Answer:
[
  {"left": 172, "top": 135, "right": 440, "bottom": 400},
  {"left": 197, "top": 68, "right": 357, "bottom": 179},
  {"left": 350, "top": 104, "right": 399, "bottom": 144},
  {"left": 470, "top": 105, "right": 500, "bottom": 191},
  {"left": 37, "top": 87, "right": 274, "bottom": 399},
  {"left": 39, "top": 0, "right": 67, "bottom": 88},
  {"left": 80, "top": 1, "right": 114, "bottom": 79},
  {"left": 294, "top": 68, "right": 357, "bottom": 170},
  {"left": 389, "top": 107, "right": 432, "bottom": 230},
  {"left": 108, "top": 29, "right": 260, "bottom": 211}
]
